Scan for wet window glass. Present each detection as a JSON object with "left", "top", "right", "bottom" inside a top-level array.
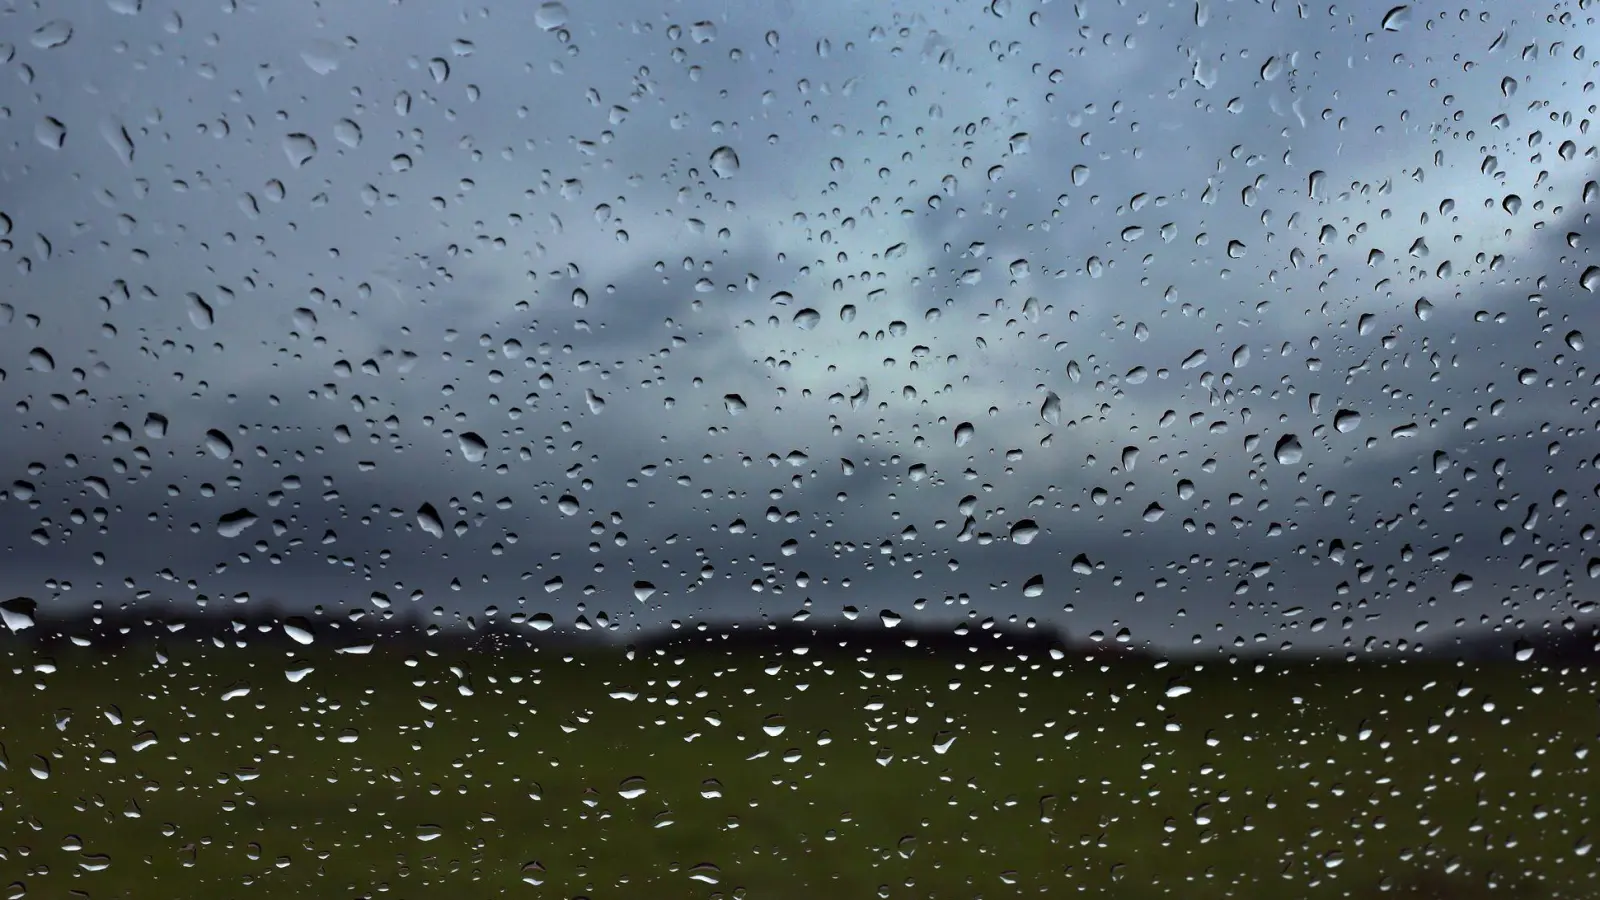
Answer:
[{"left": 2, "top": 0, "right": 1598, "bottom": 897}]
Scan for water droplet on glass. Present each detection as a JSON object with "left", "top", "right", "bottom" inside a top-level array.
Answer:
[
  {"left": 36, "top": 117, "right": 67, "bottom": 149},
  {"left": 1380, "top": 5, "right": 1410, "bottom": 31},
  {"left": 31, "top": 20, "right": 74, "bottom": 49},
  {"left": 793, "top": 308, "right": 820, "bottom": 330},
  {"left": 216, "top": 508, "right": 259, "bottom": 538},
  {"left": 534, "top": 1, "right": 568, "bottom": 30},
  {"left": 334, "top": 118, "right": 362, "bottom": 148},
  {"left": 954, "top": 422, "right": 974, "bottom": 447},
  {"left": 723, "top": 394, "right": 747, "bottom": 415},
  {"left": 1022, "top": 574, "right": 1045, "bottom": 597},
  {"left": 457, "top": 432, "right": 487, "bottom": 462},
  {"left": 687, "top": 863, "right": 722, "bottom": 884},
  {"left": 520, "top": 861, "right": 547, "bottom": 886},
  {"left": 1010, "top": 519, "right": 1039, "bottom": 545},
  {"left": 1040, "top": 392, "right": 1061, "bottom": 426},
  {"left": 1273, "top": 435, "right": 1303, "bottom": 465},
  {"left": 1, "top": 597, "right": 39, "bottom": 632},
  {"left": 282, "top": 133, "right": 317, "bottom": 168},
  {"left": 632, "top": 581, "right": 656, "bottom": 602},
  {"left": 283, "top": 617, "right": 314, "bottom": 645},
  {"left": 1334, "top": 409, "right": 1362, "bottom": 433},
  {"left": 1581, "top": 266, "right": 1600, "bottom": 293},
  {"left": 204, "top": 429, "right": 234, "bottom": 458},
  {"left": 416, "top": 503, "right": 445, "bottom": 538},
  {"left": 618, "top": 775, "right": 648, "bottom": 799},
  {"left": 709, "top": 146, "right": 740, "bottom": 179}
]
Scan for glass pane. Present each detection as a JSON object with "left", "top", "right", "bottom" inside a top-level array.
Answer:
[{"left": 2, "top": 0, "right": 1596, "bottom": 898}]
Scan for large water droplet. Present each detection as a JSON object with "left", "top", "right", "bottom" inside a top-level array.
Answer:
[
  {"left": 709, "top": 146, "right": 740, "bottom": 179},
  {"left": 1010, "top": 519, "right": 1040, "bottom": 545},
  {"left": 457, "top": 431, "right": 487, "bottom": 462},
  {"left": 282, "top": 133, "right": 317, "bottom": 168},
  {"left": 416, "top": 503, "right": 444, "bottom": 538},
  {"left": 204, "top": 429, "right": 234, "bottom": 458},
  {"left": 1040, "top": 392, "right": 1061, "bottom": 426},
  {"left": 217, "top": 508, "right": 259, "bottom": 538},
  {"left": 1, "top": 597, "right": 39, "bottom": 632},
  {"left": 36, "top": 117, "right": 67, "bottom": 149},
  {"left": 1274, "top": 435, "right": 1304, "bottom": 465},
  {"left": 1581, "top": 266, "right": 1600, "bottom": 293},
  {"left": 31, "top": 20, "right": 74, "bottom": 49},
  {"left": 534, "top": 1, "right": 568, "bottom": 30}
]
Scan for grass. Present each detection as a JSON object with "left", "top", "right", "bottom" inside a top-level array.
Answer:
[{"left": 1, "top": 638, "right": 1596, "bottom": 899}]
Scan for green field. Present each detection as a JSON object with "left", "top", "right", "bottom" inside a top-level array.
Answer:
[{"left": 2, "top": 640, "right": 1596, "bottom": 899}]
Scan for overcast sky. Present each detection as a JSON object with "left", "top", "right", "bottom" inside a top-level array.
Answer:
[{"left": 1, "top": 0, "right": 1596, "bottom": 654}]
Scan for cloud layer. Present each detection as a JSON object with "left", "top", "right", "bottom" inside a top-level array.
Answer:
[{"left": 1, "top": 0, "right": 1597, "bottom": 654}]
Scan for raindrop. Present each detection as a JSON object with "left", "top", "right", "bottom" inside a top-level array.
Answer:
[
  {"left": 28, "top": 348, "right": 55, "bottom": 371},
  {"left": 954, "top": 422, "right": 975, "bottom": 447},
  {"left": 1040, "top": 392, "right": 1061, "bottom": 426},
  {"left": 0, "top": 597, "right": 38, "bottom": 632},
  {"left": 723, "top": 394, "right": 747, "bottom": 415},
  {"left": 143, "top": 413, "right": 168, "bottom": 439},
  {"left": 204, "top": 429, "right": 234, "bottom": 458},
  {"left": 632, "top": 581, "right": 656, "bottom": 602},
  {"left": 282, "top": 133, "right": 317, "bottom": 168},
  {"left": 534, "top": 1, "right": 568, "bottom": 30},
  {"left": 1380, "top": 5, "right": 1410, "bottom": 31},
  {"left": 457, "top": 432, "right": 488, "bottom": 462},
  {"left": 36, "top": 117, "right": 68, "bottom": 149},
  {"left": 1308, "top": 170, "right": 1326, "bottom": 200},
  {"left": 416, "top": 503, "right": 444, "bottom": 538},
  {"left": 1010, "top": 519, "right": 1040, "bottom": 545},
  {"left": 216, "top": 508, "right": 259, "bottom": 538},
  {"left": 1273, "top": 435, "right": 1303, "bottom": 465},
  {"left": 1022, "top": 574, "right": 1045, "bottom": 597},
  {"left": 30, "top": 20, "right": 74, "bottom": 49},
  {"left": 793, "top": 308, "right": 821, "bottom": 330},
  {"left": 709, "top": 146, "right": 740, "bottom": 179},
  {"left": 283, "top": 617, "right": 314, "bottom": 645},
  {"left": 618, "top": 776, "right": 648, "bottom": 799},
  {"left": 334, "top": 119, "right": 362, "bottom": 148},
  {"left": 520, "top": 862, "right": 547, "bottom": 886},
  {"left": 1581, "top": 266, "right": 1600, "bottom": 293},
  {"left": 1333, "top": 410, "right": 1362, "bottom": 433}
]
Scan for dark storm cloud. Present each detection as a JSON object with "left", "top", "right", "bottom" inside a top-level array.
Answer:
[{"left": 1, "top": 0, "right": 1594, "bottom": 652}]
